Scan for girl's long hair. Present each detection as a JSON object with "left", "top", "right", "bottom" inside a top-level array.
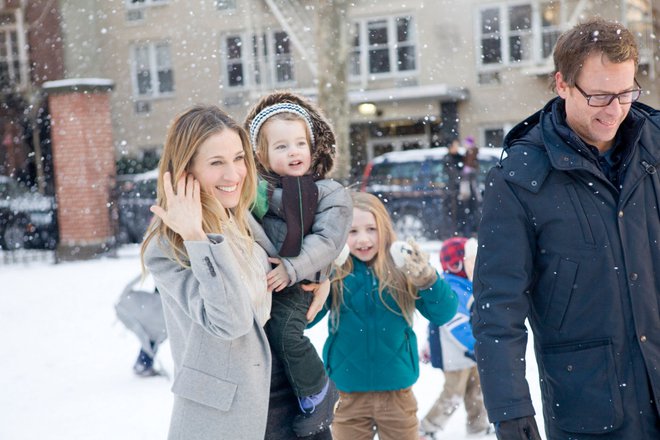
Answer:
[
  {"left": 330, "top": 191, "right": 419, "bottom": 330},
  {"left": 140, "top": 105, "right": 258, "bottom": 268}
]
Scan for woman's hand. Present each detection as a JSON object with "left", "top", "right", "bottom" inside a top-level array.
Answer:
[
  {"left": 150, "top": 171, "right": 207, "bottom": 241},
  {"left": 301, "top": 279, "right": 330, "bottom": 322},
  {"left": 267, "top": 258, "right": 291, "bottom": 292}
]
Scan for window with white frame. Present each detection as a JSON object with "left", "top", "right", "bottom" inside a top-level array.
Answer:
[
  {"left": 0, "top": 11, "right": 26, "bottom": 92},
  {"left": 477, "top": 1, "right": 563, "bottom": 69},
  {"left": 273, "top": 31, "right": 294, "bottom": 83},
  {"left": 481, "top": 123, "right": 514, "bottom": 149},
  {"left": 131, "top": 42, "right": 174, "bottom": 98},
  {"left": 540, "top": 1, "right": 561, "bottom": 59},
  {"left": 483, "top": 127, "right": 505, "bottom": 149},
  {"left": 349, "top": 22, "right": 361, "bottom": 76},
  {"left": 222, "top": 30, "right": 295, "bottom": 89},
  {"left": 350, "top": 14, "right": 417, "bottom": 79}
]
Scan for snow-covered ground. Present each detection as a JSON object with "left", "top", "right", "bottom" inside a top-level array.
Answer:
[{"left": 1, "top": 242, "right": 544, "bottom": 439}]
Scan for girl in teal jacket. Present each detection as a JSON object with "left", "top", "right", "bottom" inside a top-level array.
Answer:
[{"left": 310, "top": 191, "right": 457, "bottom": 440}]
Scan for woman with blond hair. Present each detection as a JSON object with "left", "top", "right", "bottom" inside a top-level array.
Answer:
[{"left": 141, "top": 105, "right": 328, "bottom": 439}]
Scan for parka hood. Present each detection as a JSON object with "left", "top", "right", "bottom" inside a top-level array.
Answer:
[{"left": 244, "top": 91, "right": 336, "bottom": 180}]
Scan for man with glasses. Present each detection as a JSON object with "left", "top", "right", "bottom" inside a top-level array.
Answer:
[{"left": 472, "top": 17, "right": 659, "bottom": 440}]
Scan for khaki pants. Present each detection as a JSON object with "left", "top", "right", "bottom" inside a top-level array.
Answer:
[
  {"left": 422, "top": 366, "right": 489, "bottom": 434},
  {"left": 332, "top": 387, "right": 419, "bottom": 440}
]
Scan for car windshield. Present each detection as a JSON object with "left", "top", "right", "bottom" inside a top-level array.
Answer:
[
  {"left": 367, "top": 161, "right": 420, "bottom": 187},
  {"left": 428, "top": 161, "right": 449, "bottom": 186}
]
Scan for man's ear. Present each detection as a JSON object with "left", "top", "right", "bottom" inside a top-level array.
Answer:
[{"left": 555, "top": 71, "right": 569, "bottom": 99}]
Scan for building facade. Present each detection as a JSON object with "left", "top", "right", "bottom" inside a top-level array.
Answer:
[
  {"left": 9, "top": 0, "right": 660, "bottom": 181},
  {"left": 0, "top": 0, "right": 64, "bottom": 193}
]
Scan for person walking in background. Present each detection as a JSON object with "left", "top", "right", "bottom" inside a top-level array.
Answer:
[
  {"left": 309, "top": 191, "right": 458, "bottom": 440},
  {"left": 443, "top": 139, "right": 464, "bottom": 237},
  {"left": 141, "top": 105, "right": 330, "bottom": 439},
  {"left": 458, "top": 137, "right": 480, "bottom": 236},
  {"left": 115, "top": 274, "right": 167, "bottom": 377},
  {"left": 244, "top": 91, "right": 352, "bottom": 437},
  {"left": 472, "top": 18, "right": 660, "bottom": 440},
  {"left": 420, "top": 237, "right": 490, "bottom": 438}
]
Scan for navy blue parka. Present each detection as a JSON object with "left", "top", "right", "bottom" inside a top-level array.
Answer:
[{"left": 472, "top": 98, "right": 660, "bottom": 439}]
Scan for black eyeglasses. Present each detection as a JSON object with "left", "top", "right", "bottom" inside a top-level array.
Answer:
[{"left": 574, "top": 79, "right": 642, "bottom": 107}]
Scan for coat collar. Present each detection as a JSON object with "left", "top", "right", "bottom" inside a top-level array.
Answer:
[{"left": 502, "top": 98, "right": 656, "bottom": 195}]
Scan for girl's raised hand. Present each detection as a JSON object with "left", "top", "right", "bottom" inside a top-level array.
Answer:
[{"left": 150, "top": 171, "right": 207, "bottom": 241}]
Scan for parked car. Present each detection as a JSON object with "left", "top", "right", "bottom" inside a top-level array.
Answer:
[
  {"left": 115, "top": 169, "right": 158, "bottom": 244},
  {"left": 0, "top": 175, "right": 58, "bottom": 250},
  {"left": 360, "top": 146, "right": 503, "bottom": 240}
]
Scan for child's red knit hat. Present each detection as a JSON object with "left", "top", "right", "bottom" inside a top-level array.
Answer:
[{"left": 440, "top": 237, "right": 468, "bottom": 278}]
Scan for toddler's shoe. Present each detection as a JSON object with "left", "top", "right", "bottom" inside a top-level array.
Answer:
[{"left": 292, "top": 379, "right": 339, "bottom": 437}]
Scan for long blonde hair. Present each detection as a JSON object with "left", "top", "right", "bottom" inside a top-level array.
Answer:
[
  {"left": 330, "top": 192, "right": 419, "bottom": 330},
  {"left": 140, "top": 105, "right": 258, "bottom": 268}
]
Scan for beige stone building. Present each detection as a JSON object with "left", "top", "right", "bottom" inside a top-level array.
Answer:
[{"left": 59, "top": 0, "right": 659, "bottom": 176}]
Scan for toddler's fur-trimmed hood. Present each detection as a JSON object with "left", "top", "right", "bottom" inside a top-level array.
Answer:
[{"left": 244, "top": 91, "right": 336, "bottom": 179}]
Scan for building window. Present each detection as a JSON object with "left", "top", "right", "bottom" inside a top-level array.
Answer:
[
  {"left": 480, "top": 8, "right": 502, "bottom": 65},
  {"left": 0, "top": 10, "right": 26, "bottom": 92},
  {"left": 477, "top": 1, "right": 564, "bottom": 69},
  {"left": 508, "top": 4, "right": 533, "bottom": 63},
  {"left": 225, "top": 36, "right": 244, "bottom": 87},
  {"left": 349, "top": 23, "right": 361, "bottom": 76},
  {"left": 222, "top": 31, "right": 295, "bottom": 89},
  {"left": 274, "top": 31, "right": 294, "bottom": 83},
  {"left": 350, "top": 14, "right": 417, "bottom": 79},
  {"left": 131, "top": 42, "right": 174, "bottom": 98},
  {"left": 540, "top": 1, "right": 561, "bottom": 59},
  {"left": 481, "top": 124, "right": 514, "bottom": 149},
  {"left": 216, "top": 0, "right": 236, "bottom": 11}
]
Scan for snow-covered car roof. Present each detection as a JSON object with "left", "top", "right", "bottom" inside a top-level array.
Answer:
[{"left": 371, "top": 146, "right": 504, "bottom": 164}]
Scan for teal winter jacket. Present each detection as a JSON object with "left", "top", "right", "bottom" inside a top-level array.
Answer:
[{"left": 310, "top": 256, "right": 457, "bottom": 392}]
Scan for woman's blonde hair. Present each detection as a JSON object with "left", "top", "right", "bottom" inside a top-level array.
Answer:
[
  {"left": 330, "top": 191, "right": 419, "bottom": 330},
  {"left": 254, "top": 112, "right": 312, "bottom": 175},
  {"left": 140, "top": 105, "right": 258, "bottom": 268}
]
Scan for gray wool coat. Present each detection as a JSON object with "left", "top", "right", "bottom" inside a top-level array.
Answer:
[{"left": 143, "top": 216, "right": 278, "bottom": 440}]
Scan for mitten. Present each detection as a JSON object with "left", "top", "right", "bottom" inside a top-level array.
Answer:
[
  {"left": 401, "top": 238, "right": 437, "bottom": 289},
  {"left": 334, "top": 244, "right": 350, "bottom": 266},
  {"left": 495, "top": 416, "right": 542, "bottom": 440},
  {"left": 389, "top": 240, "right": 413, "bottom": 268}
]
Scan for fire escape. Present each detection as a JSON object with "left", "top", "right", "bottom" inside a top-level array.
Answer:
[{"left": 262, "top": 0, "right": 318, "bottom": 76}]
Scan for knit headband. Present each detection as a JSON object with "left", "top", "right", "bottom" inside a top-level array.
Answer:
[{"left": 249, "top": 103, "right": 316, "bottom": 150}]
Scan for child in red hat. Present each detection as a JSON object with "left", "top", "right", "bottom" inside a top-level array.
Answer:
[{"left": 420, "top": 237, "right": 491, "bottom": 438}]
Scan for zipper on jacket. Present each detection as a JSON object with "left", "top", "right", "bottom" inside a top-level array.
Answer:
[
  {"left": 367, "top": 268, "right": 377, "bottom": 390},
  {"left": 404, "top": 330, "right": 418, "bottom": 375},
  {"left": 641, "top": 160, "right": 657, "bottom": 175},
  {"left": 297, "top": 178, "right": 304, "bottom": 244}
]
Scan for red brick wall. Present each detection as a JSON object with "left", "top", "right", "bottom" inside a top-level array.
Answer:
[
  {"left": 25, "top": 0, "right": 65, "bottom": 85},
  {"left": 4, "top": 0, "right": 65, "bottom": 85},
  {"left": 48, "top": 91, "right": 116, "bottom": 245}
]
